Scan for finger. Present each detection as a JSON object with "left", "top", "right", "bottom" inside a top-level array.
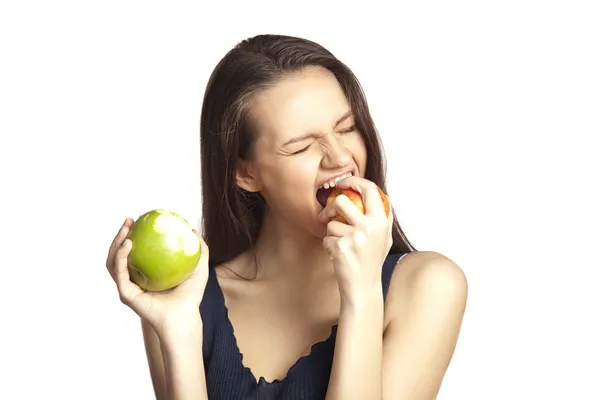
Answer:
[
  {"left": 113, "top": 239, "right": 143, "bottom": 304},
  {"left": 106, "top": 218, "right": 134, "bottom": 269},
  {"left": 322, "top": 236, "right": 337, "bottom": 259},
  {"left": 318, "top": 194, "right": 365, "bottom": 226},
  {"left": 326, "top": 220, "right": 355, "bottom": 237},
  {"left": 335, "top": 176, "right": 386, "bottom": 218},
  {"left": 105, "top": 229, "right": 124, "bottom": 280},
  {"left": 323, "top": 235, "right": 353, "bottom": 260},
  {"left": 106, "top": 224, "right": 130, "bottom": 279},
  {"left": 111, "top": 218, "right": 134, "bottom": 252}
]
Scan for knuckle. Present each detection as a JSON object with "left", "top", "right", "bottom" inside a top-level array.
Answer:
[
  {"left": 352, "top": 231, "right": 367, "bottom": 247},
  {"left": 335, "top": 237, "right": 348, "bottom": 252},
  {"left": 328, "top": 238, "right": 337, "bottom": 250},
  {"left": 355, "top": 230, "right": 367, "bottom": 242},
  {"left": 333, "top": 239, "right": 343, "bottom": 251},
  {"left": 362, "top": 182, "right": 376, "bottom": 194}
]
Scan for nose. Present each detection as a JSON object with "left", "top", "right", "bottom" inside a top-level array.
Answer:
[{"left": 320, "top": 134, "right": 352, "bottom": 169}]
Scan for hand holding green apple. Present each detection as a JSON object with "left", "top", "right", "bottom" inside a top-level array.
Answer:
[{"left": 105, "top": 209, "right": 209, "bottom": 333}]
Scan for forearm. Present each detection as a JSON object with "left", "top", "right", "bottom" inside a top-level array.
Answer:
[
  {"left": 158, "top": 316, "right": 208, "bottom": 400},
  {"left": 326, "top": 288, "right": 385, "bottom": 400}
]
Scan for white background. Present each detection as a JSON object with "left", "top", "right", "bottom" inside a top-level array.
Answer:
[{"left": 1, "top": 1, "right": 599, "bottom": 399}]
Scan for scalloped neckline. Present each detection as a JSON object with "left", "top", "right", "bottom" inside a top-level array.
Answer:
[{"left": 211, "top": 267, "right": 338, "bottom": 386}]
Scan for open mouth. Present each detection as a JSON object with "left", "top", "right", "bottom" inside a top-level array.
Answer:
[
  {"left": 316, "top": 171, "right": 353, "bottom": 207},
  {"left": 316, "top": 187, "right": 334, "bottom": 208}
]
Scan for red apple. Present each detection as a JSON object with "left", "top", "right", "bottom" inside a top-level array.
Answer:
[{"left": 326, "top": 185, "right": 390, "bottom": 224}]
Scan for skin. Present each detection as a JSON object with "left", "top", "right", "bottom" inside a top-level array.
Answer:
[{"left": 105, "top": 66, "right": 468, "bottom": 400}]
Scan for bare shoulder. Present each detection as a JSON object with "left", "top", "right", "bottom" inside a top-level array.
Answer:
[
  {"left": 385, "top": 251, "right": 468, "bottom": 327},
  {"left": 394, "top": 250, "right": 467, "bottom": 292}
]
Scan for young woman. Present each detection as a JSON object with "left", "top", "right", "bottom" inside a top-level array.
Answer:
[{"left": 106, "top": 34, "right": 468, "bottom": 400}]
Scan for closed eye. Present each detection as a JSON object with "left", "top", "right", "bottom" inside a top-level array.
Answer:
[
  {"left": 290, "top": 126, "right": 355, "bottom": 155},
  {"left": 338, "top": 125, "right": 356, "bottom": 134},
  {"left": 291, "top": 144, "right": 311, "bottom": 155}
]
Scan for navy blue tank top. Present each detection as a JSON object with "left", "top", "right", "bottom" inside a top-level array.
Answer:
[{"left": 199, "top": 252, "right": 406, "bottom": 400}]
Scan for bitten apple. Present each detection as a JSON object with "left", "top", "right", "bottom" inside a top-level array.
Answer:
[
  {"left": 126, "top": 209, "right": 201, "bottom": 291},
  {"left": 326, "top": 185, "right": 390, "bottom": 224}
]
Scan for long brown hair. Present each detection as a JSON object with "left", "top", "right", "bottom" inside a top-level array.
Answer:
[{"left": 200, "top": 34, "right": 416, "bottom": 265}]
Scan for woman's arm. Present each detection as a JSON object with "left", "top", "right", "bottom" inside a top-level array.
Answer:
[
  {"left": 382, "top": 251, "right": 468, "bottom": 400},
  {"left": 325, "top": 286, "right": 386, "bottom": 400},
  {"left": 326, "top": 251, "right": 467, "bottom": 400},
  {"left": 141, "top": 320, "right": 167, "bottom": 399},
  {"left": 142, "top": 315, "right": 208, "bottom": 400}
]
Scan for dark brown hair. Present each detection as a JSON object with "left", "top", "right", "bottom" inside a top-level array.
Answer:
[{"left": 200, "top": 34, "right": 415, "bottom": 265}]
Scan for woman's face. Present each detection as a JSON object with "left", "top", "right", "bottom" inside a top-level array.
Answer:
[{"left": 239, "top": 66, "right": 367, "bottom": 238}]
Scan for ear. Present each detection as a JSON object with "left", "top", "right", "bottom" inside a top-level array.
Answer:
[{"left": 236, "top": 160, "right": 263, "bottom": 192}]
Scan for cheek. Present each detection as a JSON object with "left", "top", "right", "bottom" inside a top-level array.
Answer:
[
  {"left": 347, "top": 133, "right": 368, "bottom": 172},
  {"left": 262, "top": 157, "right": 318, "bottom": 198}
]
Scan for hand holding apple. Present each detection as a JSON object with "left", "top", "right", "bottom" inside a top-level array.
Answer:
[
  {"left": 318, "top": 177, "right": 393, "bottom": 300},
  {"left": 105, "top": 210, "right": 210, "bottom": 334}
]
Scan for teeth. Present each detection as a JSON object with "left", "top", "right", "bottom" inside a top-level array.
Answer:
[{"left": 319, "top": 172, "right": 352, "bottom": 190}]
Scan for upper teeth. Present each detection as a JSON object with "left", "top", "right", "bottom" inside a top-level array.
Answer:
[{"left": 320, "top": 172, "right": 353, "bottom": 189}]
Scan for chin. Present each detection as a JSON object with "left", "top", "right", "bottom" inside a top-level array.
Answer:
[{"left": 293, "top": 210, "right": 328, "bottom": 240}]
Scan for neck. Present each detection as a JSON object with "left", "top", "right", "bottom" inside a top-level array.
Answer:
[{"left": 251, "top": 210, "right": 332, "bottom": 281}]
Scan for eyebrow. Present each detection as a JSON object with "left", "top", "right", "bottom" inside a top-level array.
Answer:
[{"left": 282, "top": 110, "right": 354, "bottom": 147}]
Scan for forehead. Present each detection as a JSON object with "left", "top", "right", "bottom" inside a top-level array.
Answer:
[{"left": 250, "top": 67, "right": 352, "bottom": 145}]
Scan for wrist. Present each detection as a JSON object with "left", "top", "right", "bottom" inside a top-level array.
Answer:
[
  {"left": 155, "top": 313, "right": 203, "bottom": 344},
  {"left": 339, "top": 285, "right": 384, "bottom": 314}
]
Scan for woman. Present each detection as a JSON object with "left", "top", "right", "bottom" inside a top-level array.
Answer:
[{"left": 106, "top": 34, "right": 468, "bottom": 400}]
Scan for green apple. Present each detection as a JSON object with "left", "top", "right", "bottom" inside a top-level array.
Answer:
[{"left": 126, "top": 209, "right": 201, "bottom": 291}]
